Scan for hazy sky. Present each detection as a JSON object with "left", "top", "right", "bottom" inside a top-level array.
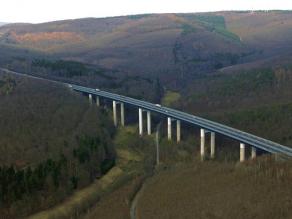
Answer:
[{"left": 2, "top": 0, "right": 292, "bottom": 23}]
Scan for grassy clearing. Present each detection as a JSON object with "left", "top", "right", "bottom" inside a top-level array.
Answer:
[
  {"left": 162, "top": 90, "right": 181, "bottom": 107},
  {"left": 137, "top": 156, "right": 292, "bottom": 219}
]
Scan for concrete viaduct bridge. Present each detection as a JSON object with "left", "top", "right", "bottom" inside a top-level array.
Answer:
[
  {"left": 70, "top": 84, "right": 292, "bottom": 162},
  {"left": 3, "top": 67, "right": 291, "bottom": 161}
]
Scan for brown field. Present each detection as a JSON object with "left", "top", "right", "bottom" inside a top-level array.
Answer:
[
  {"left": 136, "top": 157, "right": 292, "bottom": 219},
  {"left": 224, "top": 11, "right": 292, "bottom": 47},
  {"left": 10, "top": 31, "right": 84, "bottom": 43}
]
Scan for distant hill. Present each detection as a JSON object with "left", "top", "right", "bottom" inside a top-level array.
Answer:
[
  {"left": 0, "top": 14, "right": 249, "bottom": 81},
  {"left": 0, "top": 22, "right": 7, "bottom": 27},
  {"left": 0, "top": 11, "right": 292, "bottom": 95}
]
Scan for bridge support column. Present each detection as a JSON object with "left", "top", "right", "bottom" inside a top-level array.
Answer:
[
  {"left": 210, "top": 132, "right": 215, "bottom": 159},
  {"left": 113, "top": 101, "right": 117, "bottom": 127},
  {"left": 147, "top": 111, "right": 151, "bottom": 135},
  {"left": 176, "top": 120, "right": 181, "bottom": 143},
  {"left": 200, "top": 129, "right": 205, "bottom": 160},
  {"left": 96, "top": 96, "right": 100, "bottom": 106},
  {"left": 89, "top": 94, "right": 93, "bottom": 104},
  {"left": 240, "top": 143, "right": 245, "bottom": 162},
  {"left": 121, "top": 103, "right": 125, "bottom": 127},
  {"left": 139, "top": 108, "right": 143, "bottom": 136},
  {"left": 251, "top": 147, "right": 256, "bottom": 159},
  {"left": 168, "top": 117, "right": 172, "bottom": 140}
]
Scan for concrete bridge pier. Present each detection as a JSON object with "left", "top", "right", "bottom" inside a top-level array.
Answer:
[
  {"left": 200, "top": 128, "right": 205, "bottom": 160},
  {"left": 113, "top": 101, "right": 117, "bottom": 127},
  {"left": 168, "top": 117, "right": 172, "bottom": 140},
  {"left": 240, "top": 143, "right": 246, "bottom": 162},
  {"left": 139, "top": 108, "right": 143, "bottom": 136},
  {"left": 96, "top": 96, "right": 100, "bottom": 106},
  {"left": 251, "top": 147, "right": 256, "bottom": 159},
  {"left": 120, "top": 103, "right": 125, "bottom": 127},
  {"left": 147, "top": 111, "right": 151, "bottom": 135},
  {"left": 176, "top": 120, "right": 181, "bottom": 143},
  {"left": 89, "top": 94, "right": 93, "bottom": 104},
  {"left": 210, "top": 132, "right": 215, "bottom": 159}
]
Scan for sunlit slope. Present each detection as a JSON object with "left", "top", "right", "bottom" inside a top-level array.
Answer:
[{"left": 208, "top": 11, "right": 292, "bottom": 72}]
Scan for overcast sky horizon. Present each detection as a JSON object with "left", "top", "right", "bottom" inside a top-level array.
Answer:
[{"left": 1, "top": 0, "right": 292, "bottom": 23}]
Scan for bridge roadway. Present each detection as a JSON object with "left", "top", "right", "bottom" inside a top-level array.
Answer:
[{"left": 71, "top": 84, "right": 292, "bottom": 158}]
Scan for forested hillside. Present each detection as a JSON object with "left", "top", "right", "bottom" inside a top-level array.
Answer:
[
  {"left": 175, "top": 66, "right": 292, "bottom": 147},
  {"left": 0, "top": 72, "right": 115, "bottom": 218}
]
